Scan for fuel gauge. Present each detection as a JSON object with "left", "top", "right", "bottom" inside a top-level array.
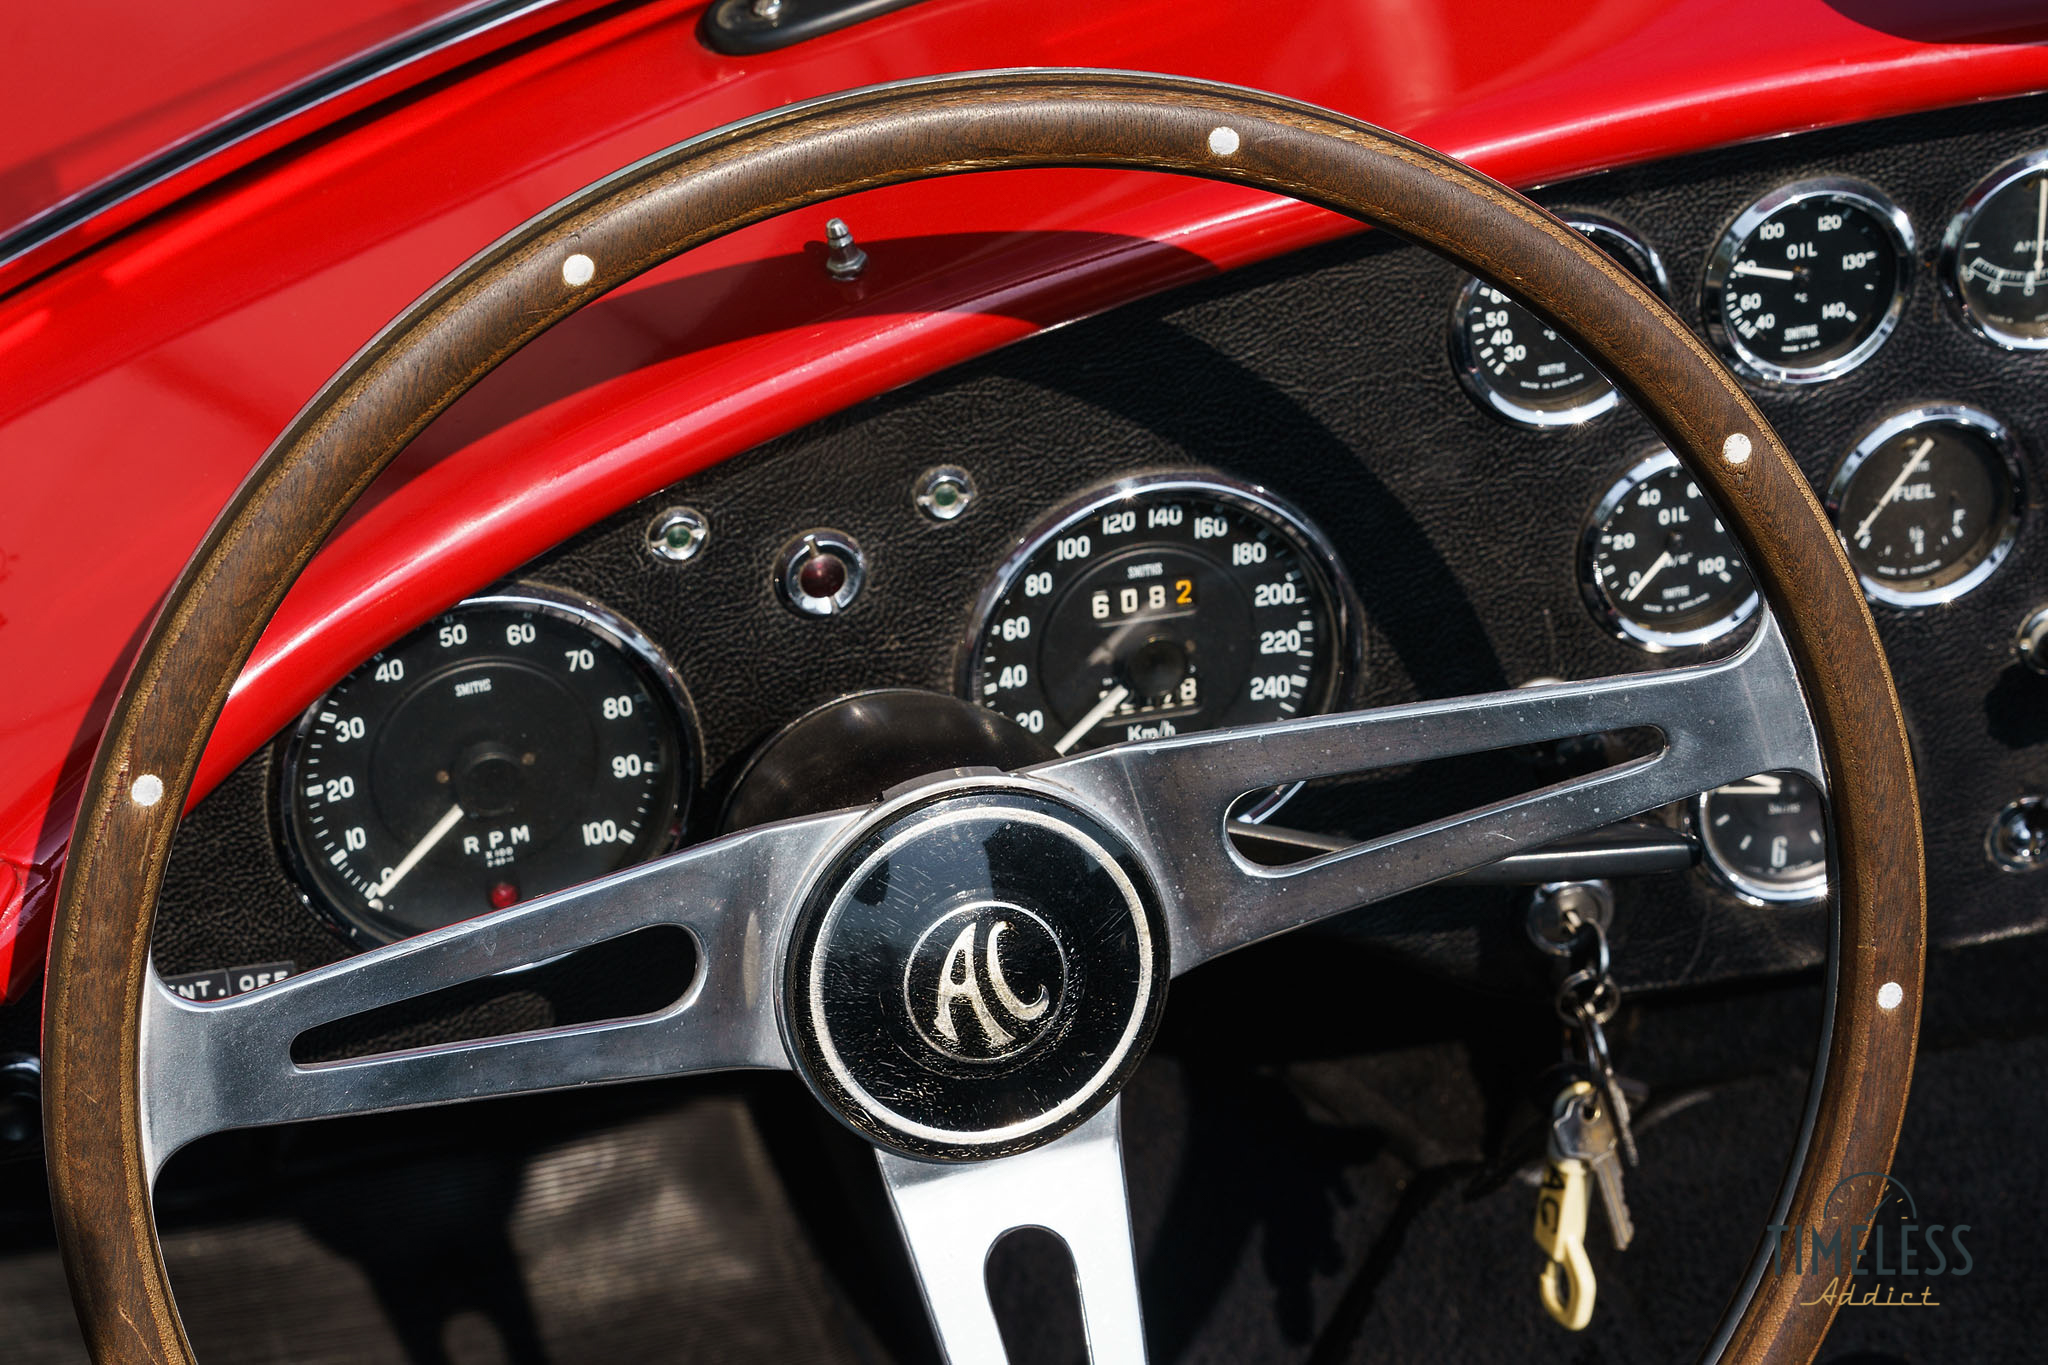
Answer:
[{"left": 1826, "top": 406, "right": 2024, "bottom": 607}]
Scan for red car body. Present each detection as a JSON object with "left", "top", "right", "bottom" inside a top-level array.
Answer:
[{"left": 4, "top": 0, "right": 2048, "bottom": 1002}]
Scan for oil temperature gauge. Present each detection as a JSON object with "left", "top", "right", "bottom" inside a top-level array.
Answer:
[
  {"left": 1703, "top": 178, "right": 1914, "bottom": 384},
  {"left": 1697, "top": 771, "right": 1828, "bottom": 905},
  {"left": 1581, "top": 450, "right": 1760, "bottom": 651}
]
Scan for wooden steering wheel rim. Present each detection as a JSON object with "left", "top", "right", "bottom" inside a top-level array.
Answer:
[{"left": 42, "top": 69, "right": 1922, "bottom": 1364}]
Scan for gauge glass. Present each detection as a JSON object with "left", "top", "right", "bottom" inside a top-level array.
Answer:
[
  {"left": 1827, "top": 406, "right": 2024, "bottom": 607},
  {"left": 1705, "top": 179, "right": 1914, "bottom": 383},
  {"left": 1582, "top": 451, "right": 1760, "bottom": 650},
  {"left": 1697, "top": 771, "right": 1828, "bottom": 904},
  {"left": 1942, "top": 150, "right": 2048, "bottom": 348},
  {"left": 1451, "top": 215, "right": 1670, "bottom": 427},
  {"left": 281, "top": 589, "right": 693, "bottom": 943},
  {"left": 964, "top": 476, "right": 1357, "bottom": 771}
]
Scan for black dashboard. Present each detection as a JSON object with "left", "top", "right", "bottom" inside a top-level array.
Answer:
[{"left": 154, "top": 92, "right": 2048, "bottom": 1035}]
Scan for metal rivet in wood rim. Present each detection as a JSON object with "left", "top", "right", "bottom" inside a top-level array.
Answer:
[
  {"left": 562, "top": 253, "right": 596, "bottom": 287},
  {"left": 1877, "top": 981, "right": 1904, "bottom": 1010},
  {"left": 1722, "top": 432, "right": 1753, "bottom": 465},
  {"left": 130, "top": 774, "right": 164, "bottom": 807},
  {"left": 1207, "top": 127, "right": 1240, "bottom": 156}
]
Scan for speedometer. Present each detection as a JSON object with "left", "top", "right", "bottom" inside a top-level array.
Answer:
[
  {"left": 963, "top": 475, "right": 1358, "bottom": 769},
  {"left": 1703, "top": 178, "right": 1914, "bottom": 384},
  {"left": 279, "top": 587, "right": 695, "bottom": 944}
]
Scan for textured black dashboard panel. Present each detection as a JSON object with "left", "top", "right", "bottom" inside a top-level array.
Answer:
[{"left": 155, "top": 93, "right": 2048, "bottom": 1004}]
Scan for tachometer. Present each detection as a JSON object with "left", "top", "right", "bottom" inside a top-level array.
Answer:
[
  {"left": 963, "top": 475, "right": 1358, "bottom": 771},
  {"left": 1581, "top": 450, "right": 1760, "bottom": 650},
  {"left": 280, "top": 587, "right": 694, "bottom": 943},
  {"left": 1703, "top": 178, "right": 1914, "bottom": 384}
]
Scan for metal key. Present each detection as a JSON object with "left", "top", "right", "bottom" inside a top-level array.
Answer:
[
  {"left": 1550, "top": 1079, "right": 1634, "bottom": 1251},
  {"left": 1570, "top": 997, "right": 1640, "bottom": 1168}
]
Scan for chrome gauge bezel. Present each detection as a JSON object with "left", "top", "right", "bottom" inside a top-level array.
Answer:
[
  {"left": 1449, "top": 213, "right": 1672, "bottom": 429},
  {"left": 1939, "top": 148, "right": 2048, "bottom": 351},
  {"left": 1823, "top": 404, "right": 2026, "bottom": 609},
  {"left": 957, "top": 471, "right": 1365, "bottom": 821},
  {"left": 1701, "top": 177, "right": 1916, "bottom": 385},
  {"left": 275, "top": 582, "right": 700, "bottom": 947},
  {"left": 1579, "top": 449, "right": 1762, "bottom": 652},
  {"left": 1690, "top": 779, "right": 1831, "bottom": 907}
]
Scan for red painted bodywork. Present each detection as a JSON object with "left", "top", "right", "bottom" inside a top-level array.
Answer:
[{"left": 3, "top": 0, "right": 2048, "bottom": 999}]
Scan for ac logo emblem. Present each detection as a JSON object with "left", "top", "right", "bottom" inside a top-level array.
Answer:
[{"left": 904, "top": 902, "right": 1068, "bottom": 1062}]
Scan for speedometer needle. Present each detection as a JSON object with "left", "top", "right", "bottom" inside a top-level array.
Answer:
[
  {"left": 1732, "top": 261, "right": 1797, "bottom": 281},
  {"left": 1853, "top": 437, "right": 1933, "bottom": 542},
  {"left": 369, "top": 803, "right": 465, "bottom": 905},
  {"left": 1621, "top": 550, "right": 1674, "bottom": 603},
  {"left": 1053, "top": 685, "right": 1130, "bottom": 755}
]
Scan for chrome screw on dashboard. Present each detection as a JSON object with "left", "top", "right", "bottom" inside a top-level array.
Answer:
[
  {"left": 1988, "top": 796, "right": 2048, "bottom": 872},
  {"left": 913, "top": 465, "right": 976, "bottom": 522},
  {"left": 646, "top": 506, "right": 709, "bottom": 563},
  {"left": 2016, "top": 605, "right": 2048, "bottom": 674}
]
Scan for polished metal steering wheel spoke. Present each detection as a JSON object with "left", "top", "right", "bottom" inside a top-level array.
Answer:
[
  {"left": 876, "top": 1098, "right": 1146, "bottom": 1365},
  {"left": 1041, "top": 612, "right": 1823, "bottom": 974},
  {"left": 137, "top": 810, "right": 859, "bottom": 1176}
]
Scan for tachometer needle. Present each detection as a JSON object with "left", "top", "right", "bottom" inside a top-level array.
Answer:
[
  {"left": 1052, "top": 685, "right": 1131, "bottom": 755},
  {"left": 1732, "top": 261, "right": 1797, "bottom": 282},
  {"left": 1621, "top": 550, "right": 1674, "bottom": 603},
  {"left": 1854, "top": 437, "right": 1933, "bottom": 542},
  {"left": 370, "top": 803, "right": 466, "bottom": 905}
]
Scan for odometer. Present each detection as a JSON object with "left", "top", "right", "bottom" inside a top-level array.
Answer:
[
  {"left": 1703, "top": 178, "right": 1914, "bottom": 384},
  {"left": 280, "top": 588, "right": 694, "bottom": 943},
  {"left": 964, "top": 475, "right": 1357, "bottom": 774},
  {"left": 1582, "top": 450, "right": 1759, "bottom": 651}
]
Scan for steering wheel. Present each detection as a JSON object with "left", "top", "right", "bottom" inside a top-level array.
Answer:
[{"left": 42, "top": 70, "right": 1923, "bottom": 1364}]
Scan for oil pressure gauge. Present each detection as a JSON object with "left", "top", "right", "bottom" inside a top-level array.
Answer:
[
  {"left": 1703, "top": 178, "right": 1915, "bottom": 384},
  {"left": 1826, "top": 405, "right": 2024, "bottom": 607},
  {"left": 1581, "top": 450, "right": 1760, "bottom": 651}
]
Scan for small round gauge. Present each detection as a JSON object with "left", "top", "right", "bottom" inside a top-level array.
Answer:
[
  {"left": 1582, "top": 450, "right": 1760, "bottom": 651},
  {"left": 1451, "top": 214, "right": 1672, "bottom": 427},
  {"left": 963, "top": 474, "right": 1359, "bottom": 771},
  {"left": 1826, "top": 406, "right": 2024, "bottom": 607},
  {"left": 1941, "top": 150, "right": 2048, "bottom": 349},
  {"left": 1697, "top": 771, "right": 1828, "bottom": 904},
  {"left": 1703, "top": 178, "right": 1915, "bottom": 384},
  {"left": 280, "top": 587, "right": 694, "bottom": 943}
]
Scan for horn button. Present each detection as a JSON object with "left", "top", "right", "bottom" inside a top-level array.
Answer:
[{"left": 784, "top": 785, "right": 1169, "bottom": 1161}]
